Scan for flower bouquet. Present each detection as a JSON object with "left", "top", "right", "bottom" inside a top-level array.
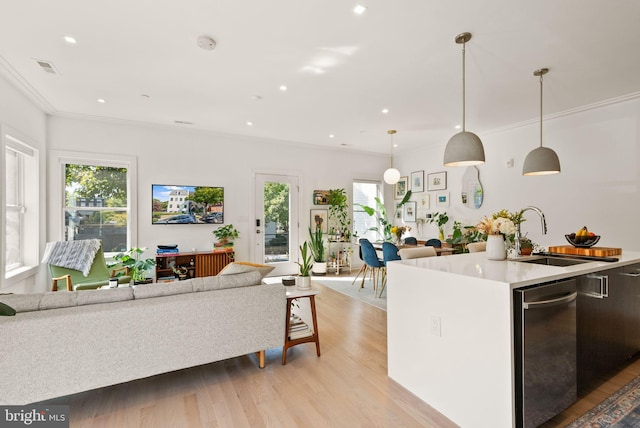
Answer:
[{"left": 390, "top": 225, "right": 411, "bottom": 244}]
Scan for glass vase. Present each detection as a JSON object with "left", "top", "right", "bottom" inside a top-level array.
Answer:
[{"left": 486, "top": 234, "right": 506, "bottom": 260}]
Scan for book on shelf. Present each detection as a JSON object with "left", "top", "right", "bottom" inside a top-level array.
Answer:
[
  {"left": 157, "top": 276, "right": 177, "bottom": 283},
  {"left": 156, "top": 248, "right": 180, "bottom": 254},
  {"left": 289, "top": 328, "right": 313, "bottom": 340}
]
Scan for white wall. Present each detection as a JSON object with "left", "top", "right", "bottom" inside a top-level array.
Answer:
[
  {"left": 395, "top": 96, "right": 640, "bottom": 251},
  {"left": 0, "top": 74, "right": 47, "bottom": 293},
  {"left": 46, "top": 116, "right": 387, "bottom": 287}
]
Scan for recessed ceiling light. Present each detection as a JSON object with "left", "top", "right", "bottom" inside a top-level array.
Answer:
[
  {"left": 455, "top": 125, "right": 461, "bottom": 129},
  {"left": 393, "top": 144, "right": 398, "bottom": 148},
  {"left": 329, "top": 134, "right": 335, "bottom": 138},
  {"left": 97, "top": 98, "right": 105, "bottom": 103},
  {"left": 251, "top": 95, "right": 263, "bottom": 101},
  {"left": 381, "top": 108, "right": 389, "bottom": 114},
  {"left": 64, "top": 36, "right": 77, "bottom": 44},
  {"left": 353, "top": 4, "right": 367, "bottom": 15},
  {"left": 141, "top": 94, "right": 150, "bottom": 98},
  {"left": 279, "top": 85, "right": 288, "bottom": 92},
  {"left": 246, "top": 121, "right": 253, "bottom": 127},
  {"left": 197, "top": 35, "right": 216, "bottom": 51}
]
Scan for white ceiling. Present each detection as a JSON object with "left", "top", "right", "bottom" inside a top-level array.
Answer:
[{"left": 1, "top": 0, "right": 639, "bottom": 155}]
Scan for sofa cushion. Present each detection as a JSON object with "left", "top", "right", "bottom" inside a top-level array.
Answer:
[
  {"left": 0, "top": 293, "right": 43, "bottom": 313},
  {"left": 76, "top": 287, "right": 134, "bottom": 306},
  {"left": 219, "top": 261, "right": 275, "bottom": 278},
  {"left": 39, "top": 291, "right": 78, "bottom": 310},
  {"left": 218, "top": 270, "right": 263, "bottom": 289},
  {"left": 133, "top": 280, "right": 194, "bottom": 300},
  {"left": 191, "top": 276, "right": 221, "bottom": 292},
  {"left": 0, "top": 302, "right": 16, "bottom": 316}
]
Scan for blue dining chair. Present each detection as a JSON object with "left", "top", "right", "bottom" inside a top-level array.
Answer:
[
  {"left": 351, "top": 245, "right": 369, "bottom": 287},
  {"left": 380, "top": 242, "right": 401, "bottom": 298},
  {"left": 404, "top": 237, "right": 418, "bottom": 245},
  {"left": 359, "top": 239, "right": 385, "bottom": 293},
  {"left": 425, "top": 238, "right": 442, "bottom": 248}
]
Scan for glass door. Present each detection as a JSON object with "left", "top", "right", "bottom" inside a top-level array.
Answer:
[{"left": 254, "top": 173, "right": 299, "bottom": 276}]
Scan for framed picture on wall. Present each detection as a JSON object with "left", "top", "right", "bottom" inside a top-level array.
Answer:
[
  {"left": 411, "top": 170, "right": 425, "bottom": 193},
  {"left": 436, "top": 192, "right": 450, "bottom": 207},
  {"left": 313, "top": 190, "right": 329, "bottom": 205},
  {"left": 310, "top": 209, "right": 328, "bottom": 233},
  {"left": 403, "top": 201, "right": 417, "bottom": 222},
  {"left": 427, "top": 171, "right": 447, "bottom": 191},
  {"left": 395, "top": 176, "right": 409, "bottom": 199}
]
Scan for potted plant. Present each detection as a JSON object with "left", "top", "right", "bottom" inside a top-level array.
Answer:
[
  {"left": 519, "top": 236, "right": 534, "bottom": 256},
  {"left": 172, "top": 266, "right": 189, "bottom": 280},
  {"left": 327, "top": 188, "right": 351, "bottom": 241},
  {"left": 308, "top": 226, "right": 327, "bottom": 275},
  {"left": 113, "top": 247, "right": 156, "bottom": 284},
  {"left": 427, "top": 211, "right": 449, "bottom": 241},
  {"left": 357, "top": 190, "right": 412, "bottom": 242},
  {"left": 296, "top": 241, "right": 313, "bottom": 290},
  {"left": 212, "top": 224, "right": 239, "bottom": 249}
]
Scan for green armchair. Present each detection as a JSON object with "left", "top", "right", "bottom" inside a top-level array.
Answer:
[{"left": 49, "top": 244, "right": 131, "bottom": 291}]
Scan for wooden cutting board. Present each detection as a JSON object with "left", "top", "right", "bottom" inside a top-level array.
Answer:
[{"left": 548, "top": 245, "right": 622, "bottom": 257}]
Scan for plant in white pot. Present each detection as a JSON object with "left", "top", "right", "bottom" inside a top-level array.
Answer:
[
  {"left": 308, "top": 226, "right": 326, "bottom": 276},
  {"left": 296, "top": 241, "right": 313, "bottom": 290}
]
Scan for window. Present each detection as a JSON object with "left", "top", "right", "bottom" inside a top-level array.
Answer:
[
  {"left": 53, "top": 151, "right": 137, "bottom": 256},
  {"left": 353, "top": 180, "right": 382, "bottom": 242},
  {"left": 3, "top": 130, "right": 39, "bottom": 280}
]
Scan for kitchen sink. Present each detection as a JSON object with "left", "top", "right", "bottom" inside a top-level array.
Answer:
[{"left": 516, "top": 256, "right": 590, "bottom": 266}]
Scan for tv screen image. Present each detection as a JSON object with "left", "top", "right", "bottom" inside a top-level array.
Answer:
[{"left": 152, "top": 185, "right": 224, "bottom": 224}]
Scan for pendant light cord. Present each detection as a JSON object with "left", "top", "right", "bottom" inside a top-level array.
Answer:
[
  {"left": 539, "top": 73, "right": 543, "bottom": 148},
  {"left": 462, "top": 42, "right": 466, "bottom": 132}
]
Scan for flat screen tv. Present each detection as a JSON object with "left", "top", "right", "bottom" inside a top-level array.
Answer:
[{"left": 152, "top": 184, "right": 224, "bottom": 224}]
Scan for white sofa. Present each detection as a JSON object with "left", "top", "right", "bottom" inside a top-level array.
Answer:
[{"left": 0, "top": 271, "right": 286, "bottom": 405}]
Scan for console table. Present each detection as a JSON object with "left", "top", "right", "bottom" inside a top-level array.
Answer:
[{"left": 155, "top": 249, "right": 234, "bottom": 280}]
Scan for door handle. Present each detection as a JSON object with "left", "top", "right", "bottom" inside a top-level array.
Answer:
[
  {"left": 523, "top": 292, "right": 577, "bottom": 309},
  {"left": 586, "top": 274, "right": 609, "bottom": 298}
]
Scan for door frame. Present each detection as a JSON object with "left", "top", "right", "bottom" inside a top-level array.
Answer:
[{"left": 252, "top": 169, "right": 302, "bottom": 276}]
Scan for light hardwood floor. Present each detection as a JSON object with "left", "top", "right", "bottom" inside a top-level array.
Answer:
[{"left": 44, "top": 275, "right": 640, "bottom": 428}]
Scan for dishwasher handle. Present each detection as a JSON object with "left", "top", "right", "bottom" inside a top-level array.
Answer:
[{"left": 523, "top": 292, "right": 578, "bottom": 310}]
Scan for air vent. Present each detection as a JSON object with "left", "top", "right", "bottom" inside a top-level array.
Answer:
[
  {"left": 174, "top": 120, "right": 193, "bottom": 125},
  {"left": 35, "top": 59, "right": 57, "bottom": 75}
]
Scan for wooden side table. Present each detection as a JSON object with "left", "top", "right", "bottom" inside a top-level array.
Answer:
[{"left": 282, "top": 286, "right": 321, "bottom": 365}]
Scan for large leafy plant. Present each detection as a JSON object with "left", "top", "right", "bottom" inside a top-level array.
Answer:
[
  {"left": 113, "top": 247, "right": 156, "bottom": 283},
  {"left": 357, "top": 190, "right": 412, "bottom": 241}
]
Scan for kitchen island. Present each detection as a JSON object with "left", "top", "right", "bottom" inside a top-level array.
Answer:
[{"left": 386, "top": 251, "right": 640, "bottom": 428}]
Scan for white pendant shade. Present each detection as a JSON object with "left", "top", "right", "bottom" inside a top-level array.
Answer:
[
  {"left": 522, "top": 146, "right": 560, "bottom": 175},
  {"left": 384, "top": 168, "right": 401, "bottom": 184},
  {"left": 443, "top": 131, "right": 485, "bottom": 166}
]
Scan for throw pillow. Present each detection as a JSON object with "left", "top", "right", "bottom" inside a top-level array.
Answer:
[
  {"left": 218, "top": 261, "right": 275, "bottom": 278},
  {"left": 0, "top": 302, "right": 16, "bottom": 316}
]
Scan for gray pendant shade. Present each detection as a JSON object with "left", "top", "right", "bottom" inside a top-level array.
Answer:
[
  {"left": 522, "top": 67, "right": 560, "bottom": 176},
  {"left": 522, "top": 146, "right": 561, "bottom": 175},
  {"left": 443, "top": 32, "right": 485, "bottom": 167},
  {"left": 443, "top": 131, "right": 485, "bottom": 167}
]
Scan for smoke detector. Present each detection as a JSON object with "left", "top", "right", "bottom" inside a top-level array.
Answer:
[{"left": 197, "top": 35, "right": 216, "bottom": 51}]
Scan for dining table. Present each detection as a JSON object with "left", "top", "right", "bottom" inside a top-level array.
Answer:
[{"left": 370, "top": 241, "right": 457, "bottom": 256}]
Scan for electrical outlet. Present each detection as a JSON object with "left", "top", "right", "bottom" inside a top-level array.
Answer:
[{"left": 430, "top": 316, "right": 441, "bottom": 337}]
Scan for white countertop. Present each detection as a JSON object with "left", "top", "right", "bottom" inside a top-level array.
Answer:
[{"left": 393, "top": 251, "right": 640, "bottom": 288}]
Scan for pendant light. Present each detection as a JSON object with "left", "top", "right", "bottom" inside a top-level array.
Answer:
[
  {"left": 523, "top": 68, "right": 561, "bottom": 175},
  {"left": 444, "top": 33, "right": 484, "bottom": 166},
  {"left": 383, "top": 130, "right": 401, "bottom": 185},
  {"left": 443, "top": 32, "right": 485, "bottom": 167}
]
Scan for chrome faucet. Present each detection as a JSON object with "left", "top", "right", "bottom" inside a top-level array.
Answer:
[{"left": 514, "top": 206, "right": 547, "bottom": 256}]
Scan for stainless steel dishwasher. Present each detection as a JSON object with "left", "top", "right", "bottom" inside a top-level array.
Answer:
[{"left": 513, "top": 278, "right": 578, "bottom": 428}]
